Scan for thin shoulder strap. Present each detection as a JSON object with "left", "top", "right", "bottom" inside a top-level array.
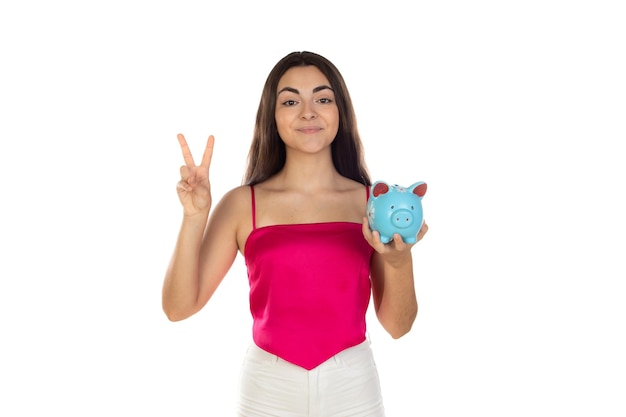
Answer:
[{"left": 250, "top": 185, "right": 257, "bottom": 230}]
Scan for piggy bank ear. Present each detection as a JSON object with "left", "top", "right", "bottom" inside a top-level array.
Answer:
[
  {"left": 371, "top": 181, "right": 390, "bottom": 197},
  {"left": 410, "top": 181, "right": 427, "bottom": 198}
]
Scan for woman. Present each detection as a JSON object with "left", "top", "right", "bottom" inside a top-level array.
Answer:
[{"left": 163, "top": 51, "right": 428, "bottom": 416}]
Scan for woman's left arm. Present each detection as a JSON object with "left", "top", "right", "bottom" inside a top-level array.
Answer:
[{"left": 363, "top": 219, "right": 429, "bottom": 339}]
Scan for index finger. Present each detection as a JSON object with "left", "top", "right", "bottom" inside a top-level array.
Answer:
[
  {"left": 177, "top": 133, "right": 196, "bottom": 167},
  {"left": 198, "top": 135, "right": 215, "bottom": 171}
]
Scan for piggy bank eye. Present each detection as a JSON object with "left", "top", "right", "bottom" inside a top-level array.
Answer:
[
  {"left": 390, "top": 205, "right": 395, "bottom": 209},
  {"left": 411, "top": 205, "right": 414, "bottom": 210}
]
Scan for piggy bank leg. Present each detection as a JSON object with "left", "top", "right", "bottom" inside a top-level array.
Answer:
[{"left": 380, "top": 235, "right": 392, "bottom": 244}]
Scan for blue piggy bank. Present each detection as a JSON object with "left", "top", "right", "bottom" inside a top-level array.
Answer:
[{"left": 366, "top": 181, "right": 427, "bottom": 244}]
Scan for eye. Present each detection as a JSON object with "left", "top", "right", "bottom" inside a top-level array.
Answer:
[
  {"left": 282, "top": 99, "right": 298, "bottom": 106},
  {"left": 317, "top": 97, "right": 333, "bottom": 104},
  {"left": 390, "top": 205, "right": 395, "bottom": 209}
]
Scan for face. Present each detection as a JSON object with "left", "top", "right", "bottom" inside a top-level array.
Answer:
[{"left": 275, "top": 65, "right": 339, "bottom": 154}]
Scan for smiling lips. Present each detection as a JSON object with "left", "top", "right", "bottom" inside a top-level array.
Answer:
[{"left": 297, "top": 126, "right": 323, "bottom": 134}]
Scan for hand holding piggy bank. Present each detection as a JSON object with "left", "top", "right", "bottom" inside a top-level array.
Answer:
[{"left": 366, "top": 181, "right": 427, "bottom": 244}]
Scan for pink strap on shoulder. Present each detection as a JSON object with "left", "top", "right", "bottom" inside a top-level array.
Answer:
[{"left": 250, "top": 185, "right": 257, "bottom": 230}]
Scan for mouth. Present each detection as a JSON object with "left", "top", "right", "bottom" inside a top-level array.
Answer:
[{"left": 297, "top": 126, "right": 323, "bottom": 134}]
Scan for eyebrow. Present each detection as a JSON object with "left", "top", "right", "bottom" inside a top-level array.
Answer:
[{"left": 277, "top": 85, "right": 334, "bottom": 95}]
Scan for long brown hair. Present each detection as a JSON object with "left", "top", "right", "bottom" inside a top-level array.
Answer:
[{"left": 243, "top": 51, "right": 371, "bottom": 186}]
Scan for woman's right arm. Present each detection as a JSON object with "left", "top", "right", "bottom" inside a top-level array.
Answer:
[
  {"left": 162, "top": 134, "right": 237, "bottom": 321},
  {"left": 163, "top": 212, "right": 210, "bottom": 321}
]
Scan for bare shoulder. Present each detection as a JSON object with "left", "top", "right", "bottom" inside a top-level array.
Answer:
[
  {"left": 334, "top": 177, "right": 369, "bottom": 204},
  {"left": 341, "top": 178, "right": 371, "bottom": 216},
  {"left": 339, "top": 177, "right": 369, "bottom": 193},
  {"left": 210, "top": 185, "right": 253, "bottom": 252},
  {"left": 212, "top": 185, "right": 251, "bottom": 219}
]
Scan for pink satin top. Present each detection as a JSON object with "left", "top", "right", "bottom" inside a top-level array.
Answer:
[{"left": 244, "top": 185, "right": 374, "bottom": 370}]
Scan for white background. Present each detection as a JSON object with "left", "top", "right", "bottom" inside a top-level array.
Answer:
[{"left": 1, "top": 1, "right": 624, "bottom": 416}]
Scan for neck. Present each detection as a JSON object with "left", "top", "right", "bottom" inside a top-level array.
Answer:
[{"left": 274, "top": 154, "right": 342, "bottom": 192}]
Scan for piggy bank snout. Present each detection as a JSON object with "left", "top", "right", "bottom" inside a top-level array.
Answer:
[{"left": 390, "top": 209, "right": 415, "bottom": 229}]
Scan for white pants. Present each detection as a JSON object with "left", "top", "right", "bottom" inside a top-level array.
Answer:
[{"left": 236, "top": 339, "right": 386, "bottom": 417}]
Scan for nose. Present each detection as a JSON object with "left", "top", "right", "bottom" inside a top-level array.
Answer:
[{"left": 300, "top": 100, "right": 317, "bottom": 120}]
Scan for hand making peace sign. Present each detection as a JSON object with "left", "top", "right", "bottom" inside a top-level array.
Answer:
[{"left": 176, "top": 133, "right": 215, "bottom": 217}]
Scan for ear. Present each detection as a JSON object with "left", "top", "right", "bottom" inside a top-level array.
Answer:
[
  {"left": 372, "top": 181, "right": 390, "bottom": 197},
  {"left": 410, "top": 182, "right": 427, "bottom": 198}
]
